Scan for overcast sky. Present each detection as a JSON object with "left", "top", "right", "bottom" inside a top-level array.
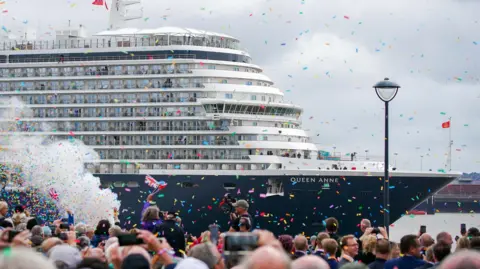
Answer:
[{"left": 1, "top": 0, "right": 479, "bottom": 172}]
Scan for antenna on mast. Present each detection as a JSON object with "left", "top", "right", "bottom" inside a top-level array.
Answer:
[{"left": 108, "top": 0, "right": 143, "bottom": 30}]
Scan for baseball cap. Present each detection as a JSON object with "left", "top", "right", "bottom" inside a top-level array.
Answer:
[{"left": 232, "top": 200, "right": 249, "bottom": 209}]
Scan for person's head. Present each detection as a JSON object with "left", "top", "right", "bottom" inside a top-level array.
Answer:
[
  {"left": 322, "top": 238, "right": 338, "bottom": 257},
  {"left": 456, "top": 236, "right": 470, "bottom": 251},
  {"left": 389, "top": 242, "right": 400, "bottom": 259},
  {"left": 336, "top": 264, "right": 368, "bottom": 269},
  {"left": 292, "top": 255, "right": 330, "bottom": 269},
  {"left": 375, "top": 239, "right": 390, "bottom": 259},
  {"left": 26, "top": 218, "right": 38, "bottom": 230},
  {"left": 76, "top": 258, "right": 109, "bottom": 269},
  {"left": 95, "top": 220, "right": 111, "bottom": 235},
  {"left": 278, "top": 234, "right": 294, "bottom": 254},
  {"left": 400, "top": 234, "right": 421, "bottom": 258},
  {"left": 0, "top": 247, "right": 56, "bottom": 269},
  {"left": 360, "top": 219, "right": 371, "bottom": 233},
  {"left": 41, "top": 237, "right": 63, "bottom": 253},
  {"left": 48, "top": 245, "right": 82, "bottom": 269},
  {"left": 420, "top": 233, "right": 435, "bottom": 248},
  {"left": 340, "top": 235, "right": 359, "bottom": 257},
  {"left": 14, "top": 205, "right": 24, "bottom": 214},
  {"left": 42, "top": 226, "right": 52, "bottom": 237},
  {"left": 467, "top": 227, "right": 480, "bottom": 238},
  {"left": 439, "top": 249, "right": 480, "bottom": 269},
  {"left": 470, "top": 237, "right": 480, "bottom": 250},
  {"left": 325, "top": 218, "right": 339, "bottom": 234},
  {"left": 239, "top": 216, "right": 252, "bottom": 232},
  {"left": 78, "top": 235, "right": 91, "bottom": 249},
  {"left": 108, "top": 225, "right": 122, "bottom": 237},
  {"left": 121, "top": 254, "right": 150, "bottom": 269},
  {"left": 233, "top": 200, "right": 249, "bottom": 215},
  {"left": 0, "top": 201, "right": 8, "bottom": 216},
  {"left": 141, "top": 205, "right": 160, "bottom": 222},
  {"left": 15, "top": 223, "right": 27, "bottom": 232},
  {"left": 240, "top": 245, "right": 291, "bottom": 269},
  {"left": 437, "top": 232, "right": 453, "bottom": 246},
  {"left": 425, "top": 246, "right": 435, "bottom": 263},
  {"left": 315, "top": 232, "right": 330, "bottom": 250},
  {"left": 75, "top": 223, "right": 87, "bottom": 235},
  {"left": 310, "top": 235, "right": 317, "bottom": 248},
  {"left": 188, "top": 242, "right": 225, "bottom": 269},
  {"left": 362, "top": 235, "right": 377, "bottom": 254},
  {"left": 294, "top": 235, "right": 308, "bottom": 252},
  {"left": 31, "top": 225, "right": 44, "bottom": 237},
  {"left": 433, "top": 243, "right": 451, "bottom": 263},
  {"left": 86, "top": 225, "right": 95, "bottom": 239},
  {"left": 0, "top": 219, "right": 13, "bottom": 229}
]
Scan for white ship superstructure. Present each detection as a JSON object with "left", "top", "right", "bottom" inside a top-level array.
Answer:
[{"left": 0, "top": 0, "right": 389, "bottom": 175}]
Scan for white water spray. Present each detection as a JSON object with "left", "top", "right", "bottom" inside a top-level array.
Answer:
[{"left": 0, "top": 98, "right": 120, "bottom": 225}]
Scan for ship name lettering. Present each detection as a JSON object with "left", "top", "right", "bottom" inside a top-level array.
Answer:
[{"left": 289, "top": 177, "right": 339, "bottom": 183}]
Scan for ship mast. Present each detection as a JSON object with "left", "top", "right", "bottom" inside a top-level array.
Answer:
[
  {"left": 445, "top": 117, "right": 452, "bottom": 171},
  {"left": 108, "top": 0, "right": 143, "bottom": 30}
]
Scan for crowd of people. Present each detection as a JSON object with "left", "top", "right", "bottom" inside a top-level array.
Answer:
[{"left": 1, "top": 194, "right": 480, "bottom": 269}]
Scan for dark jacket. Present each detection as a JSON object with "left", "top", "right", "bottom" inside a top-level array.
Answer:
[
  {"left": 293, "top": 251, "right": 307, "bottom": 260},
  {"left": 415, "top": 262, "right": 434, "bottom": 269},
  {"left": 338, "top": 258, "right": 352, "bottom": 268},
  {"left": 385, "top": 255, "right": 426, "bottom": 269},
  {"left": 368, "top": 258, "right": 387, "bottom": 269},
  {"left": 357, "top": 252, "right": 376, "bottom": 265},
  {"left": 153, "top": 219, "right": 186, "bottom": 257},
  {"left": 326, "top": 257, "right": 339, "bottom": 269}
]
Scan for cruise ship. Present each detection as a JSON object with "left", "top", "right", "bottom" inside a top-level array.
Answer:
[{"left": 0, "top": 1, "right": 461, "bottom": 235}]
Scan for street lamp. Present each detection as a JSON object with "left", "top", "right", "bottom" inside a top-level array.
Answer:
[
  {"left": 420, "top": 155, "right": 424, "bottom": 171},
  {"left": 393, "top": 152, "right": 398, "bottom": 168},
  {"left": 373, "top": 77, "right": 400, "bottom": 234}
]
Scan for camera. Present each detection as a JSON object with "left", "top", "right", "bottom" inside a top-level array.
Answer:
[
  {"left": 220, "top": 193, "right": 236, "bottom": 214},
  {"left": 224, "top": 232, "right": 258, "bottom": 269},
  {"left": 371, "top": 227, "right": 381, "bottom": 234}
]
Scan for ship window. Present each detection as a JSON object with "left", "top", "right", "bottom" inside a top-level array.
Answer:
[
  {"left": 251, "top": 95, "right": 256, "bottom": 101},
  {"left": 113, "top": 181, "right": 124, "bottom": 187},
  {"left": 223, "top": 183, "right": 236, "bottom": 191},
  {"left": 180, "top": 182, "right": 194, "bottom": 188},
  {"left": 126, "top": 181, "right": 139, "bottom": 188},
  {"left": 225, "top": 93, "right": 233, "bottom": 99},
  {"left": 208, "top": 65, "right": 216, "bottom": 70},
  {"left": 266, "top": 178, "right": 284, "bottom": 196},
  {"left": 246, "top": 81, "right": 253, "bottom": 86}
]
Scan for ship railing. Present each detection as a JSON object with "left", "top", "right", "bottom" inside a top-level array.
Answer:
[
  {"left": 0, "top": 82, "right": 206, "bottom": 92},
  {"left": 3, "top": 54, "right": 197, "bottom": 64},
  {"left": 0, "top": 36, "right": 242, "bottom": 52}
]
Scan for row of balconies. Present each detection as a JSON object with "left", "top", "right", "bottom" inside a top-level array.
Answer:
[
  {"left": 28, "top": 97, "right": 198, "bottom": 105},
  {"left": 85, "top": 140, "right": 238, "bottom": 146},
  {"left": 6, "top": 83, "right": 205, "bottom": 92},
  {"left": 35, "top": 111, "right": 199, "bottom": 118},
  {"left": 5, "top": 68, "right": 193, "bottom": 78}
]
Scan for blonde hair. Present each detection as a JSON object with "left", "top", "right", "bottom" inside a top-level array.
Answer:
[
  {"left": 0, "top": 201, "right": 8, "bottom": 213},
  {"left": 322, "top": 238, "right": 338, "bottom": 256},
  {"left": 141, "top": 206, "right": 160, "bottom": 222},
  {"left": 362, "top": 235, "right": 377, "bottom": 253},
  {"left": 456, "top": 236, "right": 470, "bottom": 251}
]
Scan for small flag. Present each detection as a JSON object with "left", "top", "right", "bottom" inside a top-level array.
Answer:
[
  {"left": 441, "top": 121, "right": 450, "bottom": 128},
  {"left": 49, "top": 188, "right": 59, "bottom": 200},
  {"left": 92, "top": 0, "right": 103, "bottom": 6}
]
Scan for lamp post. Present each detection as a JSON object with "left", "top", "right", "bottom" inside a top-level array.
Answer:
[
  {"left": 373, "top": 77, "right": 400, "bottom": 234},
  {"left": 393, "top": 152, "right": 398, "bottom": 168},
  {"left": 420, "top": 155, "right": 424, "bottom": 171}
]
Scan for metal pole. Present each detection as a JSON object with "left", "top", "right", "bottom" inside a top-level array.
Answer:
[
  {"left": 384, "top": 101, "right": 390, "bottom": 234},
  {"left": 420, "top": 156, "right": 423, "bottom": 171}
]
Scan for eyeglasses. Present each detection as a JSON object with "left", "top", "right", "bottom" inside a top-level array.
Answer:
[{"left": 347, "top": 243, "right": 359, "bottom": 247}]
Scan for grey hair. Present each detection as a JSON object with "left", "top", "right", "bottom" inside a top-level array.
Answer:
[
  {"left": 292, "top": 255, "right": 330, "bottom": 269},
  {"left": 108, "top": 225, "right": 122, "bottom": 237},
  {"left": 188, "top": 242, "right": 218, "bottom": 269},
  {"left": 77, "top": 236, "right": 91, "bottom": 249},
  {"left": 141, "top": 205, "right": 160, "bottom": 222},
  {"left": 75, "top": 223, "right": 87, "bottom": 234},
  {"left": 15, "top": 223, "right": 27, "bottom": 232},
  {"left": 0, "top": 247, "right": 56, "bottom": 269},
  {"left": 241, "top": 246, "right": 291, "bottom": 269},
  {"left": 31, "top": 225, "right": 44, "bottom": 237},
  {"left": 339, "top": 264, "right": 368, "bottom": 269},
  {"left": 439, "top": 249, "right": 480, "bottom": 269},
  {"left": 0, "top": 201, "right": 7, "bottom": 212}
]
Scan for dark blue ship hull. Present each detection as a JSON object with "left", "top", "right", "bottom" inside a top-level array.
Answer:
[{"left": 98, "top": 173, "right": 456, "bottom": 237}]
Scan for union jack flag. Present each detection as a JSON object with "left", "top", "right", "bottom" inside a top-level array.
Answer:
[
  {"left": 49, "top": 188, "right": 59, "bottom": 200},
  {"left": 145, "top": 175, "right": 159, "bottom": 189}
]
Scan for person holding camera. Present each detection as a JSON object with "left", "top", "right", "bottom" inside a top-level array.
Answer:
[{"left": 228, "top": 200, "right": 252, "bottom": 232}]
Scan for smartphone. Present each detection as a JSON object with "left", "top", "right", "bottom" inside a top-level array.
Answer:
[
  {"left": 224, "top": 233, "right": 258, "bottom": 253},
  {"left": 59, "top": 223, "right": 69, "bottom": 230},
  {"left": 8, "top": 230, "right": 20, "bottom": 243},
  {"left": 420, "top": 225, "right": 426, "bottom": 235},
  {"left": 209, "top": 224, "right": 219, "bottom": 245},
  {"left": 59, "top": 232, "right": 68, "bottom": 241},
  {"left": 117, "top": 233, "right": 144, "bottom": 246},
  {"left": 461, "top": 223, "right": 466, "bottom": 235}
]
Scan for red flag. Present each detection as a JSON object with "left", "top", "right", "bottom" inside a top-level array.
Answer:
[
  {"left": 442, "top": 121, "right": 450, "bottom": 128},
  {"left": 92, "top": 0, "right": 103, "bottom": 6}
]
